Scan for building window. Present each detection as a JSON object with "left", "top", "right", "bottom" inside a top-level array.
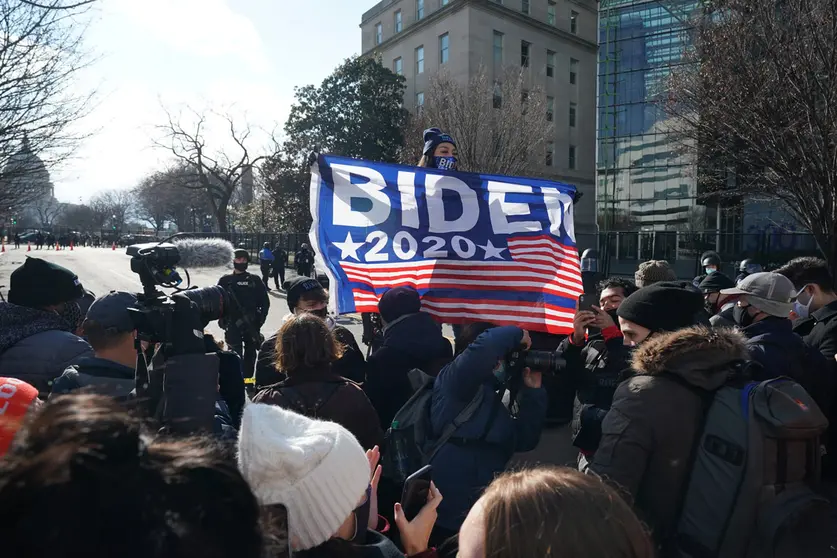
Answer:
[
  {"left": 522, "top": 0, "right": 530, "bottom": 14},
  {"left": 547, "top": 96, "right": 554, "bottom": 121},
  {"left": 393, "top": 57, "right": 403, "bottom": 75},
  {"left": 570, "top": 58, "right": 578, "bottom": 84},
  {"left": 493, "top": 31, "right": 503, "bottom": 64},
  {"left": 569, "top": 102, "right": 577, "bottom": 127},
  {"left": 547, "top": 0, "right": 556, "bottom": 25},
  {"left": 439, "top": 33, "right": 449, "bottom": 64},
  {"left": 569, "top": 145, "right": 577, "bottom": 169},
  {"left": 546, "top": 50, "right": 555, "bottom": 77},
  {"left": 416, "top": 91, "right": 425, "bottom": 110},
  {"left": 493, "top": 81, "right": 502, "bottom": 109},
  {"left": 442, "top": 0, "right": 450, "bottom": 5},
  {"left": 395, "top": 10, "right": 402, "bottom": 33},
  {"left": 375, "top": 23, "right": 383, "bottom": 45},
  {"left": 416, "top": 45, "right": 424, "bottom": 74},
  {"left": 570, "top": 10, "right": 579, "bottom": 34},
  {"left": 521, "top": 40, "right": 530, "bottom": 68},
  {"left": 546, "top": 142, "right": 554, "bottom": 167},
  {"left": 416, "top": 0, "right": 424, "bottom": 20}
]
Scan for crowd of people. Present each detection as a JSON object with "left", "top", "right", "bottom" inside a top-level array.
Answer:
[{"left": 0, "top": 131, "right": 836, "bottom": 557}]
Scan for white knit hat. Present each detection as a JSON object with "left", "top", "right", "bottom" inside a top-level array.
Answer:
[{"left": 237, "top": 403, "right": 370, "bottom": 550}]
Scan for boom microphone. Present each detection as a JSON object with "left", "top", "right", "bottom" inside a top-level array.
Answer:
[{"left": 173, "top": 237, "right": 235, "bottom": 268}]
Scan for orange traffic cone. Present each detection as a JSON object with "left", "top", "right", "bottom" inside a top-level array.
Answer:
[
  {"left": 112, "top": 242, "right": 116, "bottom": 251},
  {"left": 27, "top": 242, "right": 30, "bottom": 252},
  {"left": 1, "top": 241, "right": 5, "bottom": 253},
  {"left": 70, "top": 241, "right": 74, "bottom": 251},
  {"left": 55, "top": 243, "right": 60, "bottom": 251}
]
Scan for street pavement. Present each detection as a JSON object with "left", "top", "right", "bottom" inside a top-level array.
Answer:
[{"left": 0, "top": 244, "right": 579, "bottom": 468}]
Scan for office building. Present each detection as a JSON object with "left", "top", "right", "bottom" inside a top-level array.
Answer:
[{"left": 360, "top": 0, "right": 599, "bottom": 239}]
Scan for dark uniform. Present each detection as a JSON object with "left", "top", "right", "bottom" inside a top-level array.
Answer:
[
  {"left": 295, "top": 246, "right": 314, "bottom": 278},
  {"left": 272, "top": 245, "right": 288, "bottom": 289},
  {"left": 218, "top": 269, "right": 270, "bottom": 379}
]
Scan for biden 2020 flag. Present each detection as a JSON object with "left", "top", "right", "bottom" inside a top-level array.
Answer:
[{"left": 309, "top": 154, "right": 583, "bottom": 335}]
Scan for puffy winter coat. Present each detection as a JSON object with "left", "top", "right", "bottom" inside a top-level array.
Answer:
[{"left": 429, "top": 326, "right": 547, "bottom": 531}]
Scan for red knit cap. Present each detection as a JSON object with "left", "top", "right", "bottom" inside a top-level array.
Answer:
[{"left": 0, "top": 377, "right": 39, "bottom": 456}]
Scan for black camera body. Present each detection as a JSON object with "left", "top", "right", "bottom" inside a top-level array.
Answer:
[{"left": 127, "top": 242, "right": 228, "bottom": 344}]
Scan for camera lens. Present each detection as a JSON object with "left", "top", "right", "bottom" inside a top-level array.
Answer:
[
  {"left": 181, "top": 285, "right": 228, "bottom": 325},
  {"left": 523, "top": 350, "right": 566, "bottom": 374}
]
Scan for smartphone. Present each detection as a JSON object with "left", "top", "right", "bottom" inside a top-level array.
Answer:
[
  {"left": 578, "top": 293, "right": 598, "bottom": 314},
  {"left": 263, "top": 503, "right": 293, "bottom": 558},
  {"left": 401, "top": 464, "right": 433, "bottom": 521}
]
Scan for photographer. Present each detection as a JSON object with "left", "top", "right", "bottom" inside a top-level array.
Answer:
[
  {"left": 218, "top": 248, "right": 270, "bottom": 379},
  {"left": 429, "top": 323, "right": 547, "bottom": 542},
  {"left": 560, "top": 278, "right": 637, "bottom": 456}
]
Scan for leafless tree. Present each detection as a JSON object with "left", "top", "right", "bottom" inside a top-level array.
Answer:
[
  {"left": 90, "top": 189, "right": 133, "bottom": 234},
  {"left": 57, "top": 203, "right": 97, "bottom": 232},
  {"left": 403, "top": 66, "right": 554, "bottom": 177},
  {"left": 0, "top": 0, "right": 97, "bottom": 210},
  {"left": 665, "top": 0, "right": 837, "bottom": 276},
  {"left": 154, "top": 107, "right": 270, "bottom": 233},
  {"left": 33, "top": 196, "right": 65, "bottom": 227},
  {"left": 132, "top": 172, "right": 172, "bottom": 233}
]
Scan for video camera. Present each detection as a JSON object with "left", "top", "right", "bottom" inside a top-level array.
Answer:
[
  {"left": 504, "top": 348, "right": 566, "bottom": 385},
  {"left": 127, "top": 239, "right": 229, "bottom": 345}
]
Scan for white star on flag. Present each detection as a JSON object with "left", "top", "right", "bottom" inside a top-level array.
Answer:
[
  {"left": 478, "top": 239, "right": 507, "bottom": 260},
  {"left": 333, "top": 232, "right": 365, "bottom": 261}
]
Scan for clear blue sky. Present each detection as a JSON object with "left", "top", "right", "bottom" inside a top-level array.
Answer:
[{"left": 55, "top": 0, "right": 370, "bottom": 202}]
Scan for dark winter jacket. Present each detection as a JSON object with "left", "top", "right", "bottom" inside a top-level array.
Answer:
[
  {"left": 589, "top": 326, "right": 750, "bottom": 545},
  {"left": 559, "top": 326, "right": 632, "bottom": 454},
  {"left": 430, "top": 326, "right": 548, "bottom": 531},
  {"left": 50, "top": 357, "right": 134, "bottom": 400},
  {"left": 792, "top": 300, "right": 837, "bottom": 478},
  {"left": 0, "top": 302, "right": 93, "bottom": 396},
  {"left": 741, "top": 317, "right": 834, "bottom": 419},
  {"left": 253, "top": 366, "right": 384, "bottom": 450},
  {"left": 709, "top": 302, "right": 736, "bottom": 328},
  {"left": 364, "top": 312, "right": 452, "bottom": 429},
  {"left": 256, "top": 317, "right": 367, "bottom": 388}
]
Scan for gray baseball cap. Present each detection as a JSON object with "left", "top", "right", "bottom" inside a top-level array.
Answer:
[
  {"left": 720, "top": 272, "right": 797, "bottom": 317},
  {"left": 85, "top": 291, "right": 138, "bottom": 332}
]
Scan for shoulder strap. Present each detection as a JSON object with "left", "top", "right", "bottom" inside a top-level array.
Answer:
[{"left": 426, "top": 387, "right": 486, "bottom": 462}]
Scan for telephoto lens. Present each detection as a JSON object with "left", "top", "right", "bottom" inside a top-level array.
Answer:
[
  {"left": 523, "top": 350, "right": 567, "bottom": 374},
  {"left": 181, "top": 285, "right": 228, "bottom": 325}
]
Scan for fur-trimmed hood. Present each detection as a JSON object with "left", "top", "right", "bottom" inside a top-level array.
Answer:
[{"left": 631, "top": 326, "right": 750, "bottom": 390}]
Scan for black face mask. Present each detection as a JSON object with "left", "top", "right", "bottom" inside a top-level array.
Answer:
[
  {"left": 350, "top": 486, "right": 371, "bottom": 544},
  {"left": 733, "top": 304, "right": 756, "bottom": 328},
  {"left": 233, "top": 262, "right": 248, "bottom": 272},
  {"left": 308, "top": 307, "right": 328, "bottom": 320}
]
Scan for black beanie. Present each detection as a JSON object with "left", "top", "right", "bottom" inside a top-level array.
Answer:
[
  {"left": 698, "top": 272, "right": 735, "bottom": 293},
  {"left": 617, "top": 281, "right": 704, "bottom": 333},
  {"left": 378, "top": 286, "right": 421, "bottom": 323},
  {"left": 8, "top": 257, "right": 84, "bottom": 308},
  {"left": 284, "top": 276, "right": 325, "bottom": 312}
]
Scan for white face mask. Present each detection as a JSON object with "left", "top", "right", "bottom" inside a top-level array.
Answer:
[{"left": 793, "top": 285, "right": 814, "bottom": 319}]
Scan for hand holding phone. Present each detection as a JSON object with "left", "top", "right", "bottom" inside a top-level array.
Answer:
[{"left": 401, "top": 465, "right": 432, "bottom": 521}]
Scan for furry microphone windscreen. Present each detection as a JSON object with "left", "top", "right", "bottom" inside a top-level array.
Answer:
[{"left": 173, "top": 238, "right": 235, "bottom": 268}]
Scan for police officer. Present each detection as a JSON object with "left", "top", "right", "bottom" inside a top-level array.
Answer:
[
  {"left": 272, "top": 242, "right": 288, "bottom": 290},
  {"left": 218, "top": 248, "right": 270, "bottom": 379},
  {"left": 736, "top": 258, "right": 763, "bottom": 285},
  {"left": 295, "top": 243, "right": 314, "bottom": 278},
  {"left": 693, "top": 251, "right": 722, "bottom": 288}
]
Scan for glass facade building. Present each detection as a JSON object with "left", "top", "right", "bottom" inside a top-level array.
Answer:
[{"left": 597, "top": 0, "right": 701, "bottom": 232}]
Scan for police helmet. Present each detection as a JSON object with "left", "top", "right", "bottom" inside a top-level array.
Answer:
[
  {"left": 701, "top": 252, "right": 721, "bottom": 267},
  {"left": 739, "top": 258, "right": 763, "bottom": 274},
  {"left": 234, "top": 249, "right": 249, "bottom": 260}
]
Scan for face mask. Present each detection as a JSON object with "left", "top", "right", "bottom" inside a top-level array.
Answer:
[
  {"left": 349, "top": 486, "right": 371, "bottom": 544},
  {"left": 705, "top": 267, "right": 717, "bottom": 275},
  {"left": 58, "top": 301, "right": 83, "bottom": 332},
  {"left": 308, "top": 307, "right": 328, "bottom": 320},
  {"left": 433, "top": 156, "right": 457, "bottom": 171},
  {"left": 607, "top": 309, "right": 620, "bottom": 328},
  {"left": 233, "top": 262, "right": 248, "bottom": 272},
  {"left": 493, "top": 362, "right": 509, "bottom": 384},
  {"left": 793, "top": 286, "right": 814, "bottom": 319},
  {"left": 733, "top": 304, "right": 757, "bottom": 328}
]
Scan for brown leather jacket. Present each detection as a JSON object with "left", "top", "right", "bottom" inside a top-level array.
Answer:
[
  {"left": 588, "top": 326, "right": 750, "bottom": 545},
  {"left": 253, "top": 366, "right": 384, "bottom": 451}
]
